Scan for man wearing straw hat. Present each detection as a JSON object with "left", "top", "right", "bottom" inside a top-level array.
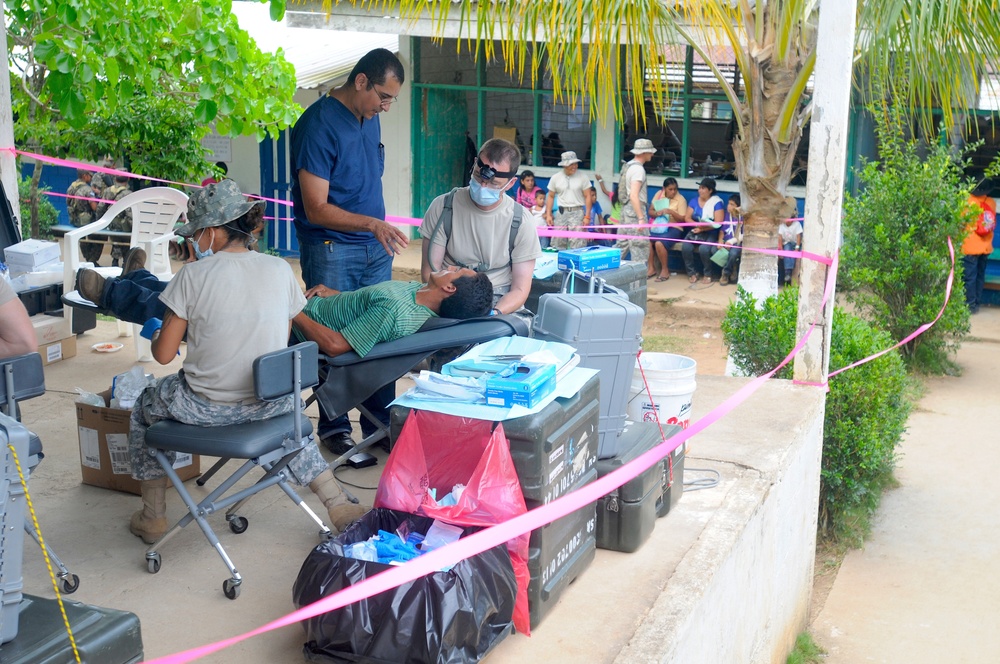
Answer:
[
  {"left": 616, "top": 138, "right": 657, "bottom": 262},
  {"left": 544, "top": 150, "right": 594, "bottom": 250}
]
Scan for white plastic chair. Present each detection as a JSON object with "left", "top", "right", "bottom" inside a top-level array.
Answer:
[{"left": 62, "top": 187, "right": 189, "bottom": 361}]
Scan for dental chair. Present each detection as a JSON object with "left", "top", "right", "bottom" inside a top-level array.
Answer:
[
  {"left": 141, "top": 342, "right": 328, "bottom": 600},
  {"left": 309, "top": 314, "right": 530, "bottom": 467},
  {"left": 0, "top": 352, "right": 80, "bottom": 594}
]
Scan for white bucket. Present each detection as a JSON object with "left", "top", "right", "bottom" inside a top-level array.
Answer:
[{"left": 626, "top": 353, "right": 697, "bottom": 429}]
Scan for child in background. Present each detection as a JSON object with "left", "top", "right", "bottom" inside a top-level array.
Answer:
[
  {"left": 530, "top": 189, "right": 546, "bottom": 216},
  {"left": 719, "top": 193, "right": 743, "bottom": 285},
  {"left": 777, "top": 215, "right": 804, "bottom": 285},
  {"left": 516, "top": 171, "right": 542, "bottom": 209}
]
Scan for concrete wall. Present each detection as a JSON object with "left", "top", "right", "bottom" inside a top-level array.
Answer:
[{"left": 615, "top": 376, "right": 824, "bottom": 664}]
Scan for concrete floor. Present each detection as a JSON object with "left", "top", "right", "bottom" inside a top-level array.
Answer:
[
  {"left": 14, "top": 318, "right": 749, "bottom": 663},
  {"left": 812, "top": 306, "right": 1000, "bottom": 662}
]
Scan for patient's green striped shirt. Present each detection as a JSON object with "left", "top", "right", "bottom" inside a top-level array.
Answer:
[{"left": 294, "top": 280, "right": 435, "bottom": 357}]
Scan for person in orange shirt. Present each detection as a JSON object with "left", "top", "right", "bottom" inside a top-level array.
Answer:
[{"left": 963, "top": 181, "right": 996, "bottom": 314}]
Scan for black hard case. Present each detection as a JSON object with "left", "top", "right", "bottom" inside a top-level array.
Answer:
[{"left": 0, "top": 595, "right": 143, "bottom": 663}]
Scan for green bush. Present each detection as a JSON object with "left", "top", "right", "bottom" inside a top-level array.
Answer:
[
  {"left": 722, "top": 286, "right": 912, "bottom": 544},
  {"left": 17, "top": 172, "right": 60, "bottom": 240},
  {"left": 840, "top": 108, "right": 970, "bottom": 374}
]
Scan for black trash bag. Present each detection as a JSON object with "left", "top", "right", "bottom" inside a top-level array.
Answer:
[{"left": 293, "top": 508, "right": 516, "bottom": 664}]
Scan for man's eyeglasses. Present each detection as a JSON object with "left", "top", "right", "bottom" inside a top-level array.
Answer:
[
  {"left": 368, "top": 82, "right": 398, "bottom": 108},
  {"left": 471, "top": 157, "right": 517, "bottom": 190}
]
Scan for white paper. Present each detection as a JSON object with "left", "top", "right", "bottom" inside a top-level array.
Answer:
[{"left": 79, "top": 426, "right": 101, "bottom": 469}]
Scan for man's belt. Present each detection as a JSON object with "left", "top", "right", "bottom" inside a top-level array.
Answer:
[{"left": 558, "top": 206, "right": 583, "bottom": 213}]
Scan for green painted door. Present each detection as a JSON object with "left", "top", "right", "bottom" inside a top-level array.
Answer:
[{"left": 414, "top": 88, "right": 470, "bottom": 216}]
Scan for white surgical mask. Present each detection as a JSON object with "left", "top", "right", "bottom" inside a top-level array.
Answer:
[
  {"left": 469, "top": 179, "right": 502, "bottom": 207},
  {"left": 192, "top": 228, "right": 215, "bottom": 260}
]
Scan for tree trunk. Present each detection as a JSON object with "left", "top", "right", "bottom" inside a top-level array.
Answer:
[
  {"left": 731, "top": 26, "right": 811, "bottom": 306},
  {"left": 29, "top": 159, "right": 43, "bottom": 239}
]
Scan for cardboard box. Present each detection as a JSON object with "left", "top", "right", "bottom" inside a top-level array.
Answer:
[
  {"left": 39, "top": 335, "right": 76, "bottom": 366},
  {"left": 558, "top": 246, "right": 621, "bottom": 272},
  {"left": 31, "top": 314, "right": 71, "bottom": 346},
  {"left": 486, "top": 362, "right": 557, "bottom": 408},
  {"left": 76, "top": 396, "right": 200, "bottom": 495},
  {"left": 492, "top": 125, "right": 517, "bottom": 143},
  {"left": 4, "top": 239, "right": 61, "bottom": 274}
]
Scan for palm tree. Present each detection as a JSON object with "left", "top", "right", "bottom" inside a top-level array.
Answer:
[{"left": 306, "top": 0, "right": 1000, "bottom": 299}]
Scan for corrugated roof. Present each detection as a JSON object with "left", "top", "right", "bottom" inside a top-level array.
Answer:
[{"left": 231, "top": 1, "right": 398, "bottom": 90}]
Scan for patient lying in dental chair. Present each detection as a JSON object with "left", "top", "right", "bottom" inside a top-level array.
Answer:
[{"left": 75, "top": 256, "right": 494, "bottom": 358}]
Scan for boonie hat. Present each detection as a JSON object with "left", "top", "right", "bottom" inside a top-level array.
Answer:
[
  {"left": 174, "top": 179, "right": 265, "bottom": 238},
  {"left": 557, "top": 151, "right": 582, "bottom": 167},
  {"left": 630, "top": 138, "right": 657, "bottom": 155}
]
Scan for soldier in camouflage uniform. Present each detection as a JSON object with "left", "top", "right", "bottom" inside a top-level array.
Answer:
[
  {"left": 125, "top": 179, "right": 366, "bottom": 545},
  {"left": 66, "top": 169, "right": 104, "bottom": 264},
  {"left": 102, "top": 175, "right": 133, "bottom": 267}
]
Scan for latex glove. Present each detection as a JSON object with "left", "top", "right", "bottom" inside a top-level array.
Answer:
[{"left": 140, "top": 318, "right": 163, "bottom": 341}]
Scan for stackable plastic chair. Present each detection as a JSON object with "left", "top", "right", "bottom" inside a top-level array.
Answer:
[
  {"left": 142, "top": 342, "right": 330, "bottom": 600},
  {"left": 0, "top": 352, "right": 80, "bottom": 594},
  {"left": 62, "top": 186, "right": 189, "bottom": 361}
]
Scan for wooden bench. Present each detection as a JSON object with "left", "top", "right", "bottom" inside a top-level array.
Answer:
[{"left": 49, "top": 224, "right": 131, "bottom": 243}]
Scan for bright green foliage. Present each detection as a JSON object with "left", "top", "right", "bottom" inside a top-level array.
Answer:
[
  {"left": 840, "top": 108, "right": 972, "bottom": 374},
  {"left": 16, "top": 173, "right": 59, "bottom": 240},
  {"left": 71, "top": 94, "right": 208, "bottom": 189},
  {"left": 723, "top": 286, "right": 911, "bottom": 543},
  {"left": 6, "top": 0, "right": 300, "bottom": 235},
  {"left": 786, "top": 632, "right": 824, "bottom": 664},
  {"left": 6, "top": 0, "right": 299, "bottom": 140}
]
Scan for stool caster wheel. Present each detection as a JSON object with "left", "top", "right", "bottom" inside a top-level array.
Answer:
[
  {"left": 60, "top": 574, "right": 81, "bottom": 594},
  {"left": 228, "top": 516, "right": 249, "bottom": 534},
  {"left": 223, "top": 578, "right": 241, "bottom": 600},
  {"left": 146, "top": 553, "right": 161, "bottom": 574}
]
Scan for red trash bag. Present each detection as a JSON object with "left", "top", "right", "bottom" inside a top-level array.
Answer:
[{"left": 374, "top": 410, "right": 531, "bottom": 635}]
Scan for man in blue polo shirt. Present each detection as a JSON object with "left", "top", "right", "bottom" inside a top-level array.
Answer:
[{"left": 290, "top": 47, "right": 410, "bottom": 455}]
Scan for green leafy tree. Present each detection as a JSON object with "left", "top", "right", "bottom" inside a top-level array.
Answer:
[
  {"left": 364, "top": 0, "right": 1000, "bottom": 299},
  {"left": 6, "top": 0, "right": 300, "bottom": 237},
  {"left": 722, "top": 286, "right": 911, "bottom": 544},
  {"left": 840, "top": 106, "right": 972, "bottom": 374},
  {"left": 16, "top": 172, "right": 58, "bottom": 240}
]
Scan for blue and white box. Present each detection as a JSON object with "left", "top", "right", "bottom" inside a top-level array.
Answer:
[
  {"left": 557, "top": 246, "right": 621, "bottom": 272},
  {"left": 485, "top": 362, "right": 557, "bottom": 408}
]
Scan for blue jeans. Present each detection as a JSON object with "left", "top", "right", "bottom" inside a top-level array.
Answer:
[
  {"left": 681, "top": 231, "right": 716, "bottom": 277},
  {"left": 963, "top": 253, "right": 989, "bottom": 312},
  {"left": 723, "top": 245, "right": 742, "bottom": 277},
  {"left": 298, "top": 240, "right": 395, "bottom": 439},
  {"left": 782, "top": 241, "right": 797, "bottom": 279},
  {"left": 103, "top": 269, "right": 167, "bottom": 324}
]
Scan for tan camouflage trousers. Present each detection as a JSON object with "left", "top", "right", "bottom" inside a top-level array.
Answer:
[
  {"left": 128, "top": 372, "right": 329, "bottom": 484},
  {"left": 550, "top": 208, "right": 590, "bottom": 251},
  {"left": 615, "top": 207, "right": 650, "bottom": 262}
]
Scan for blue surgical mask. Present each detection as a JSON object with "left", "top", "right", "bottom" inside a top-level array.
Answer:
[
  {"left": 192, "top": 228, "right": 215, "bottom": 260},
  {"left": 469, "top": 179, "right": 502, "bottom": 207}
]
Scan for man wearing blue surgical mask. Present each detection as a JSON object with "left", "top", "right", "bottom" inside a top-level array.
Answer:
[{"left": 419, "top": 138, "right": 542, "bottom": 317}]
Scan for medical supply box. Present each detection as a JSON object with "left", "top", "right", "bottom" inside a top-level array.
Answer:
[
  {"left": 485, "top": 361, "right": 556, "bottom": 408},
  {"left": 1, "top": 415, "right": 29, "bottom": 644},
  {"left": 526, "top": 483, "right": 597, "bottom": 629},
  {"left": 0, "top": 595, "right": 143, "bottom": 663},
  {"left": 76, "top": 393, "right": 200, "bottom": 495},
  {"left": 595, "top": 422, "right": 682, "bottom": 553},
  {"left": 3, "top": 239, "right": 61, "bottom": 274},
  {"left": 557, "top": 246, "right": 621, "bottom": 272},
  {"left": 534, "top": 293, "right": 645, "bottom": 459},
  {"left": 528, "top": 261, "right": 648, "bottom": 314}
]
